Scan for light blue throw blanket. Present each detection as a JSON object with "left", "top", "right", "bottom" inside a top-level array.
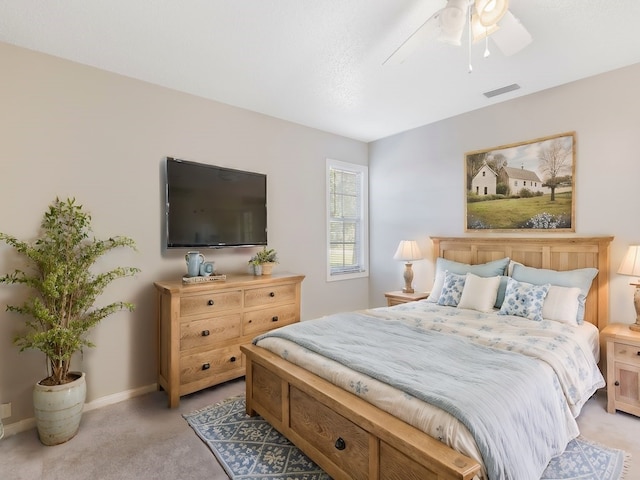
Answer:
[{"left": 255, "top": 312, "right": 573, "bottom": 480}]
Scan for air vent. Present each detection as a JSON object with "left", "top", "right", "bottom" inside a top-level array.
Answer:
[{"left": 483, "top": 83, "right": 520, "bottom": 98}]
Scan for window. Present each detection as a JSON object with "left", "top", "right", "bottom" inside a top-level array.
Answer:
[
  {"left": 482, "top": 171, "right": 486, "bottom": 177},
  {"left": 326, "top": 159, "right": 368, "bottom": 281}
]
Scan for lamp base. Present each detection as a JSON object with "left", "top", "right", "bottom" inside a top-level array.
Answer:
[
  {"left": 402, "top": 263, "right": 414, "bottom": 294},
  {"left": 631, "top": 284, "right": 640, "bottom": 332}
]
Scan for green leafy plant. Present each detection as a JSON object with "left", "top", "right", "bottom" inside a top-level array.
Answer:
[
  {"left": 0, "top": 197, "right": 140, "bottom": 386},
  {"left": 248, "top": 247, "right": 278, "bottom": 266}
]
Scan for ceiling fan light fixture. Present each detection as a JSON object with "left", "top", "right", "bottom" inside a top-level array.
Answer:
[
  {"left": 437, "top": 0, "right": 468, "bottom": 46},
  {"left": 471, "top": 13, "right": 500, "bottom": 42},
  {"left": 475, "top": 0, "right": 509, "bottom": 27}
]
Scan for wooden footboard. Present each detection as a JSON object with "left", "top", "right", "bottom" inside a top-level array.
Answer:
[{"left": 241, "top": 343, "right": 481, "bottom": 480}]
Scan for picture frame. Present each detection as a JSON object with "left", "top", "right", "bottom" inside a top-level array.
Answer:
[{"left": 465, "top": 132, "right": 576, "bottom": 232}]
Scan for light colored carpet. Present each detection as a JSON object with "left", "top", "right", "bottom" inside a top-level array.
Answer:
[{"left": 1, "top": 382, "right": 638, "bottom": 480}]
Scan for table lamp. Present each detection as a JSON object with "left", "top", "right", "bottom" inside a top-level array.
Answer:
[
  {"left": 393, "top": 240, "right": 423, "bottom": 293},
  {"left": 617, "top": 245, "right": 640, "bottom": 332}
]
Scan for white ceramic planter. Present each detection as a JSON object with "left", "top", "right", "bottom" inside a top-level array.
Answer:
[{"left": 33, "top": 371, "right": 86, "bottom": 446}]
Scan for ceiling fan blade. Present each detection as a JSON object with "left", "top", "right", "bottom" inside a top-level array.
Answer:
[
  {"left": 490, "top": 10, "right": 532, "bottom": 56},
  {"left": 382, "top": 9, "right": 442, "bottom": 65}
]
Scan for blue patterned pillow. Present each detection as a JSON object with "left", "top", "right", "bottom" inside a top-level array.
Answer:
[
  {"left": 437, "top": 271, "right": 466, "bottom": 307},
  {"left": 498, "top": 277, "right": 550, "bottom": 321}
]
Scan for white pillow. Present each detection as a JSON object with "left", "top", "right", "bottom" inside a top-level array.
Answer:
[
  {"left": 457, "top": 273, "right": 501, "bottom": 313},
  {"left": 427, "top": 257, "right": 510, "bottom": 302},
  {"left": 542, "top": 285, "right": 581, "bottom": 326}
]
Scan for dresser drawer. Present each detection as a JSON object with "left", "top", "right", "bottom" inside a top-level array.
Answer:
[
  {"left": 289, "top": 386, "right": 369, "bottom": 480},
  {"left": 243, "top": 304, "right": 299, "bottom": 337},
  {"left": 614, "top": 342, "right": 640, "bottom": 365},
  {"left": 180, "top": 346, "right": 243, "bottom": 384},
  {"left": 180, "top": 290, "right": 242, "bottom": 317},
  {"left": 244, "top": 283, "right": 297, "bottom": 308},
  {"left": 180, "top": 314, "right": 241, "bottom": 351}
]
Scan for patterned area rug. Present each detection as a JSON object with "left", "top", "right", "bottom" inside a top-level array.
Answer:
[{"left": 183, "top": 396, "right": 628, "bottom": 480}]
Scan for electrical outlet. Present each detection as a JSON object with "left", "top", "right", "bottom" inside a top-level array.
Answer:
[{"left": 0, "top": 403, "right": 11, "bottom": 419}]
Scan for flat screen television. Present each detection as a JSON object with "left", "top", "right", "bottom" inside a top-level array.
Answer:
[{"left": 164, "top": 157, "right": 267, "bottom": 248}]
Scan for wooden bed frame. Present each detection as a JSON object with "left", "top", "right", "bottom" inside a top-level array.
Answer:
[{"left": 241, "top": 236, "right": 613, "bottom": 480}]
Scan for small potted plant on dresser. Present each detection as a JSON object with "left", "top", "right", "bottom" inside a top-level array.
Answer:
[
  {"left": 0, "top": 197, "right": 140, "bottom": 445},
  {"left": 248, "top": 247, "right": 278, "bottom": 276}
]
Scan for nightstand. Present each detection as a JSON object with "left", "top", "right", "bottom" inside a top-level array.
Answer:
[
  {"left": 385, "top": 290, "right": 430, "bottom": 306},
  {"left": 602, "top": 323, "right": 640, "bottom": 417}
]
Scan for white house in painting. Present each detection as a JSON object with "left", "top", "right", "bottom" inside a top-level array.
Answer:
[
  {"left": 471, "top": 163, "right": 498, "bottom": 195},
  {"left": 500, "top": 166, "right": 544, "bottom": 194}
]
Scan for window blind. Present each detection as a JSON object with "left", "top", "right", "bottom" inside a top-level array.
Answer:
[{"left": 327, "top": 160, "right": 368, "bottom": 279}]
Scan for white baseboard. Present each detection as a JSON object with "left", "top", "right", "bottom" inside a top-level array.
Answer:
[
  {"left": 2, "top": 417, "right": 36, "bottom": 438},
  {"left": 0, "top": 383, "right": 158, "bottom": 439},
  {"left": 83, "top": 383, "right": 158, "bottom": 412}
]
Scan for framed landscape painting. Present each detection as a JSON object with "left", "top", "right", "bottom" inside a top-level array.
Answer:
[{"left": 465, "top": 132, "right": 576, "bottom": 232}]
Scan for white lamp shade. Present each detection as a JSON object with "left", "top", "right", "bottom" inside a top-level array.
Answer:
[
  {"left": 393, "top": 240, "right": 423, "bottom": 262},
  {"left": 475, "top": 0, "right": 509, "bottom": 27},
  {"left": 471, "top": 13, "right": 500, "bottom": 42},
  {"left": 437, "top": 0, "right": 468, "bottom": 46},
  {"left": 618, "top": 245, "right": 640, "bottom": 277}
]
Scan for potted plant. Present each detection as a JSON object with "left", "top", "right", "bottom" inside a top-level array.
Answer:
[
  {"left": 248, "top": 247, "right": 278, "bottom": 276},
  {"left": 0, "top": 197, "right": 140, "bottom": 445}
]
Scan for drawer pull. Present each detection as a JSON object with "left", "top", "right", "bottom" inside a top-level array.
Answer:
[
  {"left": 615, "top": 380, "right": 620, "bottom": 386},
  {"left": 334, "top": 437, "right": 346, "bottom": 451},
  {"left": 202, "top": 363, "right": 211, "bottom": 370},
  {"left": 269, "top": 292, "right": 275, "bottom": 297},
  {"left": 207, "top": 299, "right": 214, "bottom": 306},
  {"left": 272, "top": 316, "right": 279, "bottom": 322},
  {"left": 230, "top": 356, "right": 237, "bottom": 363},
  {"left": 201, "top": 330, "right": 210, "bottom": 336}
]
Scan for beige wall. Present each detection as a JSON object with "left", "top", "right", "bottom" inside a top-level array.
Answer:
[
  {"left": 0, "top": 42, "right": 368, "bottom": 426},
  {"left": 369, "top": 63, "right": 640, "bottom": 329}
]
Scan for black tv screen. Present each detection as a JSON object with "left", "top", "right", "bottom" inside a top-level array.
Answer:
[{"left": 165, "top": 157, "right": 267, "bottom": 248}]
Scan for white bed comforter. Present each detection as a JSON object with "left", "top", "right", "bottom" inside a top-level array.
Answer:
[{"left": 254, "top": 301, "right": 604, "bottom": 480}]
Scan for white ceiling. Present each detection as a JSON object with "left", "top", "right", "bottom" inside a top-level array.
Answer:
[{"left": 1, "top": 1, "right": 639, "bottom": 142}]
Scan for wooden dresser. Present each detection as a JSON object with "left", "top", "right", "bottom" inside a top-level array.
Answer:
[{"left": 154, "top": 273, "right": 304, "bottom": 407}]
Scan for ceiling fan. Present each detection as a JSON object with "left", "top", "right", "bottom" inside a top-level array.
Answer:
[{"left": 383, "top": 0, "right": 532, "bottom": 66}]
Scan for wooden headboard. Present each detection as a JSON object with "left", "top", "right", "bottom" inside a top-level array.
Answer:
[{"left": 431, "top": 236, "right": 613, "bottom": 330}]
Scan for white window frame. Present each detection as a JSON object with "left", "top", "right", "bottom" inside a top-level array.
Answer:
[{"left": 326, "top": 158, "right": 369, "bottom": 282}]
